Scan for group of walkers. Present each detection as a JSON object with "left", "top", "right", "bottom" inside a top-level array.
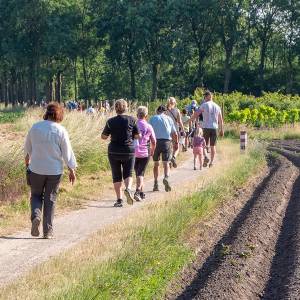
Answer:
[{"left": 24, "top": 91, "right": 223, "bottom": 238}]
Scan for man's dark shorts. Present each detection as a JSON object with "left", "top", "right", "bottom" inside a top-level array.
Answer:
[
  {"left": 203, "top": 128, "right": 218, "bottom": 146},
  {"left": 153, "top": 139, "right": 172, "bottom": 162}
]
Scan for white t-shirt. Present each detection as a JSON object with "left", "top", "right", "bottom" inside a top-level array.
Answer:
[
  {"left": 199, "top": 101, "right": 221, "bottom": 129},
  {"left": 86, "top": 107, "right": 96, "bottom": 115},
  {"left": 24, "top": 120, "right": 77, "bottom": 175}
]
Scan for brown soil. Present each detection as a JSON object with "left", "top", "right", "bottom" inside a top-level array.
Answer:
[{"left": 167, "top": 140, "right": 300, "bottom": 300}]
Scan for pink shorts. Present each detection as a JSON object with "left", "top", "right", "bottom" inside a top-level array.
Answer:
[{"left": 193, "top": 146, "right": 204, "bottom": 155}]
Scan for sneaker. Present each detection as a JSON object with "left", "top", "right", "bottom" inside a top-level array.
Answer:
[
  {"left": 153, "top": 182, "right": 159, "bottom": 192},
  {"left": 31, "top": 217, "right": 40, "bottom": 237},
  {"left": 140, "top": 192, "right": 146, "bottom": 200},
  {"left": 209, "top": 163, "right": 213, "bottom": 168},
  {"left": 134, "top": 191, "right": 142, "bottom": 202},
  {"left": 43, "top": 232, "right": 53, "bottom": 239},
  {"left": 163, "top": 177, "right": 172, "bottom": 192},
  {"left": 203, "top": 156, "right": 209, "bottom": 168},
  {"left": 194, "top": 166, "right": 196, "bottom": 170},
  {"left": 124, "top": 189, "right": 134, "bottom": 205},
  {"left": 171, "top": 157, "right": 177, "bottom": 168},
  {"left": 114, "top": 199, "right": 123, "bottom": 207}
]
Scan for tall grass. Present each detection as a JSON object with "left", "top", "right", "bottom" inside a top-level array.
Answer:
[{"left": 0, "top": 109, "right": 111, "bottom": 203}]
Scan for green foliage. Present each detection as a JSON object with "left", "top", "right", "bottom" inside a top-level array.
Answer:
[
  {"left": 228, "top": 105, "right": 300, "bottom": 128},
  {"left": 0, "top": 110, "right": 25, "bottom": 124},
  {"left": 0, "top": 0, "right": 299, "bottom": 106}
]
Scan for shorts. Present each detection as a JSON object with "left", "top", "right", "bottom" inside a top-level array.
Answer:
[
  {"left": 193, "top": 147, "right": 204, "bottom": 155},
  {"left": 134, "top": 157, "right": 150, "bottom": 177},
  {"left": 203, "top": 128, "right": 217, "bottom": 146},
  {"left": 153, "top": 139, "right": 172, "bottom": 162},
  {"left": 108, "top": 153, "right": 135, "bottom": 183}
]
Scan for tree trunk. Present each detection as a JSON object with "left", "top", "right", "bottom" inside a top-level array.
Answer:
[
  {"left": 151, "top": 62, "right": 160, "bottom": 101},
  {"left": 197, "top": 49, "right": 205, "bottom": 88},
  {"left": 82, "top": 55, "right": 89, "bottom": 107},
  {"left": 28, "top": 61, "right": 36, "bottom": 106},
  {"left": 0, "top": 80, "right": 2, "bottom": 103},
  {"left": 259, "top": 39, "right": 267, "bottom": 92},
  {"left": 245, "top": 16, "right": 251, "bottom": 63},
  {"left": 286, "top": 53, "right": 294, "bottom": 94},
  {"left": 55, "top": 71, "right": 62, "bottom": 103},
  {"left": 128, "top": 56, "right": 136, "bottom": 100},
  {"left": 23, "top": 76, "right": 28, "bottom": 105},
  {"left": 17, "top": 73, "right": 24, "bottom": 105},
  {"left": 10, "top": 69, "right": 17, "bottom": 106},
  {"left": 46, "top": 76, "right": 55, "bottom": 103},
  {"left": 223, "top": 51, "right": 232, "bottom": 93},
  {"left": 4, "top": 72, "right": 8, "bottom": 107},
  {"left": 73, "top": 58, "right": 78, "bottom": 101}
]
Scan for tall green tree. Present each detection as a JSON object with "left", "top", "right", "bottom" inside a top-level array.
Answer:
[
  {"left": 138, "top": 0, "right": 174, "bottom": 100},
  {"left": 250, "top": 0, "right": 282, "bottom": 91},
  {"left": 179, "top": 0, "right": 218, "bottom": 87},
  {"left": 218, "top": 0, "right": 245, "bottom": 93}
]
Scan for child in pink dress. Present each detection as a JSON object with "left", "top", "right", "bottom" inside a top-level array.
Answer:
[{"left": 193, "top": 127, "right": 207, "bottom": 170}]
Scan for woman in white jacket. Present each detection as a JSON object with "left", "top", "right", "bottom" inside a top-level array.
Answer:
[{"left": 24, "top": 103, "right": 77, "bottom": 239}]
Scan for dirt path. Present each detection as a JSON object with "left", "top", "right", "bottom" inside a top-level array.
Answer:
[
  {"left": 0, "top": 155, "right": 213, "bottom": 287},
  {"left": 167, "top": 140, "right": 300, "bottom": 300}
]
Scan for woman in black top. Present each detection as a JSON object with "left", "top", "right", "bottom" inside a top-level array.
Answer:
[{"left": 101, "top": 99, "right": 140, "bottom": 207}]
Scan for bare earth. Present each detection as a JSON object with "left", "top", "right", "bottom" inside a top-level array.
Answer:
[
  {"left": 0, "top": 156, "right": 211, "bottom": 287},
  {"left": 167, "top": 140, "right": 300, "bottom": 300}
]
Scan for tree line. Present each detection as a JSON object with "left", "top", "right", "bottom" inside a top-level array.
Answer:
[{"left": 0, "top": 0, "right": 299, "bottom": 106}]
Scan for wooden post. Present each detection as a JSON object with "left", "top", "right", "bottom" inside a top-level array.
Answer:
[{"left": 240, "top": 130, "right": 247, "bottom": 151}]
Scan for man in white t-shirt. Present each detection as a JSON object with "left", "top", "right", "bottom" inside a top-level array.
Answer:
[{"left": 191, "top": 91, "right": 224, "bottom": 167}]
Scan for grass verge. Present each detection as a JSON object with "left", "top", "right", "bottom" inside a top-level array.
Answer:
[
  {"left": 225, "top": 123, "right": 300, "bottom": 141},
  {"left": 0, "top": 140, "right": 266, "bottom": 300}
]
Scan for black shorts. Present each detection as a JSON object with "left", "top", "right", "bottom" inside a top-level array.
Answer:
[
  {"left": 153, "top": 139, "right": 172, "bottom": 162},
  {"left": 134, "top": 157, "right": 150, "bottom": 177},
  {"left": 203, "top": 128, "right": 218, "bottom": 146},
  {"left": 108, "top": 153, "right": 135, "bottom": 183}
]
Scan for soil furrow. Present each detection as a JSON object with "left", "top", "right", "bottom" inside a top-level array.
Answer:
[
  {"left": 166, "top": 162, "right": 273, "bottom": 299},
  {"left": 168, "top": 145, "right": 300, "bottom": 300},
  {"left": 262, "top": 175, "right": 300, "bottom": 299}
]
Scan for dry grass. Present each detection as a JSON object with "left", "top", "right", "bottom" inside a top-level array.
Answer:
[
  {"left": 0, "top": 139, "right": 266, "bottom": 300},
  {"left": 0, "top": 109, "right": 112, "bottom": 234},
  {"left": 225, "top": 123, "right": 300, "bottom": 141}
]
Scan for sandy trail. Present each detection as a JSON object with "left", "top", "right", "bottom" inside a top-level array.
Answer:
[{"left": 0, "top": 155, "right": 209, "bottom": 287}]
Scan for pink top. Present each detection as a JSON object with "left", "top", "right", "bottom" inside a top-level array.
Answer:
[
  {"left": 135, "top": 119, "right": 156, "bottom": 158},
  {"left": 193, "top": 136, "right": 206, "bottom": 148}
]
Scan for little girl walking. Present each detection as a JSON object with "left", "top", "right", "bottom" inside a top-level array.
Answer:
[{"left": 192, "top": 127, "right": 207, "bottom": 170}]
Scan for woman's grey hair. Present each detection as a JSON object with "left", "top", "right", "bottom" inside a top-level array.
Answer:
[
  {"left": 115, "top": 99, "right": 128, "bottom": 114},
  {"left": 137, "top": 106, "right": 148, "bottom": 119}
]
